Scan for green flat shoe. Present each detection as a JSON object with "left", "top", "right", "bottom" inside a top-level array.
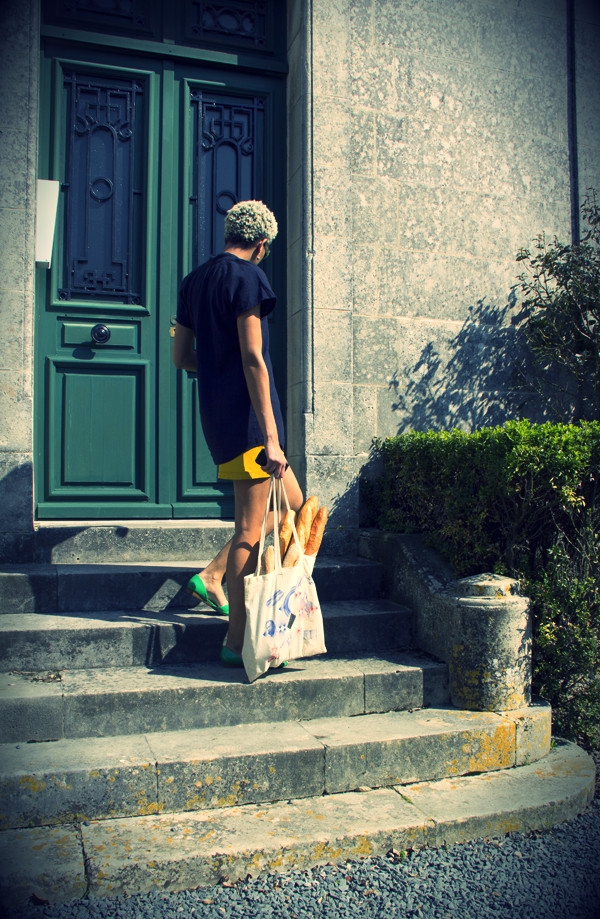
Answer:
[
  {"left": 220, "top": 645, "right": 244, "bottom": 667},
  {"left": 187, "top": 574, "right": 229, "bottom": 616}
]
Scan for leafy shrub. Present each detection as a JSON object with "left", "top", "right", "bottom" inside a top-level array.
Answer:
[
  {"left": 514, "top": 191, "right": 600, "bottom": 421},
  {"left": 528, "top": 523, "right": 600, "bottom": 749},
  {"left": 367, "top": 420, "right": 600, "bottom": 577},
  {"left": 364, "top": 421, "right": 600, "bottom": 747}
]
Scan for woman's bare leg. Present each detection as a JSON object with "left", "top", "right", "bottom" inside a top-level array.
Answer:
[{"left": 193, "top": 466, "right": 302, "bottom": 613}]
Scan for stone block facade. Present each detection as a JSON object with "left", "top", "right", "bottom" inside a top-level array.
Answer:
[
  {"left": 286, "top": 0, "right": 600, "bottom": 551},
  {"left": 0, "top": 0, "right": 38, "bottom": 560}
]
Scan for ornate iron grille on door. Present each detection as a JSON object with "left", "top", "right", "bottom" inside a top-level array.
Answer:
[
  {"left": 58, "top": 71, "right": 145, "bottom": 304},
  {"left": 190, "top": 90, "right": 265, "bottom": 264},
  {"left": 189, "top": 1, "right": 267, "bottom": 48}
]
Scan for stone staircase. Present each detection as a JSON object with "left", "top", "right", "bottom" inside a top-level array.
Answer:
[{"left": 0, "top": 523, "right": 595, "bottom": 911}]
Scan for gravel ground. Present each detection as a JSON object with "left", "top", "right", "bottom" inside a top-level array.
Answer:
[{"left": 10, "top": 751, "right": 600, "bottom": 919}]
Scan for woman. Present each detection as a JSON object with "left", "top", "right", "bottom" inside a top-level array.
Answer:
[{"left": 172, "top": 200, "right": 303, "bottom": 666}]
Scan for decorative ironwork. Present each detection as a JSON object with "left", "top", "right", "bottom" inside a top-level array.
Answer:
[
  {"left": 189, "top": 1, "right": 267, "bottom": 48},
  {"left": 59, "top": 71, "right": 145, "bottom": 304},
  {"left": 200, "top": 98, "right": 258, "bottom": 154},
  {"left": 190, "top": 90, "right": 264, "bottom": 264}
]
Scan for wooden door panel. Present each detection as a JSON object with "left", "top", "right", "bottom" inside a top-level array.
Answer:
[
  {"left": 36, "top": 49, "right": 165, "bottom": 518},
  {"left": 38, "top": 356, "right": 167, "bottom": 518}
]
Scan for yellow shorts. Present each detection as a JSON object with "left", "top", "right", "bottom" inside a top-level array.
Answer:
[{"left": 217, "top": 446, "right": 270, "bottom": 481}]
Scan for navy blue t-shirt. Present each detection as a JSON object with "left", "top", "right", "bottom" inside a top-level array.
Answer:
[{"left": 176, "top": 252, "right": 285, "bottom": 465}]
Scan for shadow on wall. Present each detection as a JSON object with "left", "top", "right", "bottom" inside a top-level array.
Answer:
[
  {"left": 0, "top": 462, "right": 90, "bottom": 564},
  {"left": 328, "top": 294, "right": 549, "bottom": 547},
  {"left": 356, "top": 293, "right": 560, "bottom": 528},
  {"left": 311, "top": 292, "right": 576, "bottom": 546},
  {"left": 388, "top": 294, "right": 552, "bottom": 434},
  {"left": 322, "top": 475, "right": 361, "bottom": 557},
  {"left": 0, "top": 462, "right": 35, "bottom": 563}
]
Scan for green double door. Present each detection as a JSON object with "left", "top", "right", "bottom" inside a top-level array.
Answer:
[{"left": 36, "top": 39, "right": 286, "bottom": 520}]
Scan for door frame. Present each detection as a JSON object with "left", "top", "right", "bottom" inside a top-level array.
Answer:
[{"left": 35, "top": 11, "right": 288, "bottom": 521}]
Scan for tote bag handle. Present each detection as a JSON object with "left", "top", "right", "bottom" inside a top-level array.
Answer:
[
  {"left": 254, "top": 474, "right": 281, "bottom": 576},
  {"left": 254, "top": 475, "right": 304, "bottom": 577}
]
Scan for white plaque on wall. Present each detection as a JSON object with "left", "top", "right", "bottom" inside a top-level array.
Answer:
[{"left": 35, "top": 179, "right": 60, "bottom": 267}]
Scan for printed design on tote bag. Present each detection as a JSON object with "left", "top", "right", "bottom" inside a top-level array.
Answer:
[{"left": 262, "top": 574, "right": 319, "bottom": 657}]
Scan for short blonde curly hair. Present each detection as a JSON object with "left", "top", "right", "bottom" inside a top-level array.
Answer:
[{"left": 224, "top": 200, "right": 278, "bottom": 247}]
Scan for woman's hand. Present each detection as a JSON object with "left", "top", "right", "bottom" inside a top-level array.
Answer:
[{"left": 261, "top": 441, "right": 288, "bottom": 479}]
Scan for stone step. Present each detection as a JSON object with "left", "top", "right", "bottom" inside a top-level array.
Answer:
[
  {"left": 0, "top": 652, "right": 450, "bottom": 744},
  {"left": 0, "top": 599, "right": 412, "bottom": 673},
  {"left": 0, "top": 703, "right": 552, "bottom": 831},
  {"left": 0, "top": 556, "right": 383, "bottom": 615},
  {"left": 0, "top": 740, "right": 594, "bottom": 910},
  {"left": 32, "top": 521, "right": 236, "bottom": 564}
]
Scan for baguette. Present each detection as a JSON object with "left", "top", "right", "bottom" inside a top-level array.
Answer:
[
  {"left": 305, "top": 506, "right": 328, "bottom": 556},
  {"left": 261, "top": 544, "right": 275, "bottom": 574},
  {"left": 282, "top": 541, "right": 300, "bottom": 568},
  {"left": 278, "top": 509, "right": 296, "bottom": 561},
  {"left": 295, "top": 496, "right": 319, "bottom": 550}
]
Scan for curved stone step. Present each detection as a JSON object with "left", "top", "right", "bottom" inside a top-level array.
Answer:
[
  {"left": 0, "top": 703, "right": 551, "bottom": 830},
  {"left": 0, "top": 741, "right": 593, "bottom": 910}
]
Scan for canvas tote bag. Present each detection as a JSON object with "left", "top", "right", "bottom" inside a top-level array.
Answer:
[{"left": 242, "top": 476, "right": 326, "bottom": 682}]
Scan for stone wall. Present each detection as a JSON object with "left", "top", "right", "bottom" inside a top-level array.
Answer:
[
  {"left": 0, "top": 0, "right": 39, "bottom": 561},
  {"left": 288, "top": 0, "right": 600, "bottom": 552}
]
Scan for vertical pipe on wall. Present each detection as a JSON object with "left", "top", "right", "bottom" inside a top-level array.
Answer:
[
  {"left": 566, "top": 0, "right": 580, "bottom": 244},
  {"left": 301, "top": 0, "right": 315, "bottom": 415}
]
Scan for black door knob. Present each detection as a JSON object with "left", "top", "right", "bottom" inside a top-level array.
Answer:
[{"left": 90, "top": 323, "right": 111, "bottom": 344}]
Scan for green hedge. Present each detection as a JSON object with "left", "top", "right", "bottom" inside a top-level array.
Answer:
[{"left": 364, "top": 420, "right": 600, "bottom": 747}]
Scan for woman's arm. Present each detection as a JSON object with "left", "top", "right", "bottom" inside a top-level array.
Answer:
[
  {"left": 237, "top": 306, "right": 287, "bottom": 478},
  {"left": 171, "top": 322, "right": 197, "bottom": 372}
]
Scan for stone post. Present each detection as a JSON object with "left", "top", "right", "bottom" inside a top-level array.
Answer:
[
  {"left": 358, "top": 531, "right": 532, "bottom": 712},
  {"left": 441, "top": 574, "right": 531, "bottom": 712}
]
